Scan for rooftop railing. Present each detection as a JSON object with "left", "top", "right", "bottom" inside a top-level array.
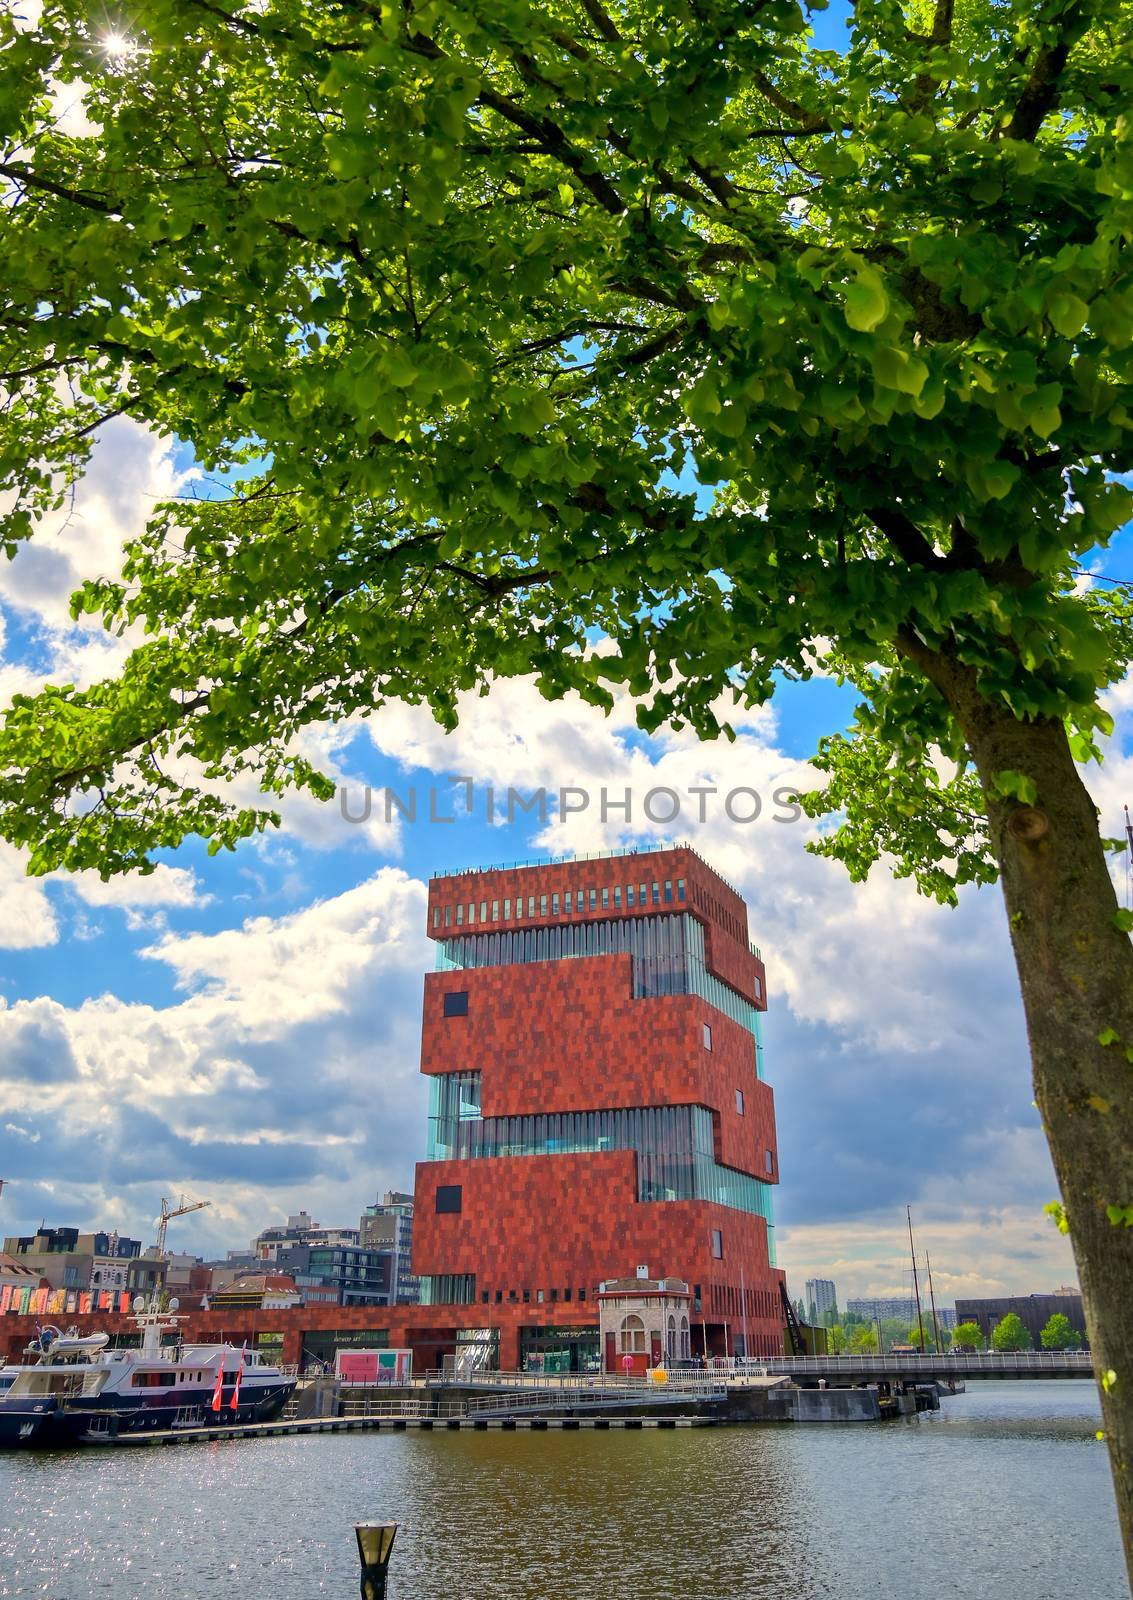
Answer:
[{"left": 429, "top": 841, "right": 744, "bottom": 901}]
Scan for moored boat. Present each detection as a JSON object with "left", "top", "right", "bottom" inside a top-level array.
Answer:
[{"left": 0, "top": 1299, "right": 295, "bottom": 1446}]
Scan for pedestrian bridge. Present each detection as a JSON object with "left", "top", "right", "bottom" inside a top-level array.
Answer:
[{"left": 726, "top": 1352, "right": 1095, "bottom": 1382}]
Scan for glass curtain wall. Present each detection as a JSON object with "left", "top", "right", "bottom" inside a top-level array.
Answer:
[
  {"left": 426, "top": 1072, "right": 775, "bottom": 1254},
  {"left": 436, "top": 913, "right": 762, "bottom": 1059}
]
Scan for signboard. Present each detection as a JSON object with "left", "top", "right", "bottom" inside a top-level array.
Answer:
[{"left": 335, "top": 1349, "right": 412, "bottom": 1385}]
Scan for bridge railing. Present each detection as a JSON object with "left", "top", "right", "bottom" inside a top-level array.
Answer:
[{"left": 706, "top": 1352, "right": 1095, "bottom": 1376}]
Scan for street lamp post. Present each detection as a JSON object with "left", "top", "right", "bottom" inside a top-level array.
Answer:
[{"left": 355, "top": 1523, "right": 397, "bottom": 1600}]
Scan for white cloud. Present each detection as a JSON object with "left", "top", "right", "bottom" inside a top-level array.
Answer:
[
  {"left": 0, "top": 842, "right": 58, "bottom": 949},
  {"left": 0, "top": 871, "right": 431, "bottom": 1252}
]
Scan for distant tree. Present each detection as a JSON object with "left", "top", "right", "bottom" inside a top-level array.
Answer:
[
  {"left": 880, "top": 1318, "right": 909, "bottom": 1353},
  {"left": 827, "top": 1323, "right": 849, "bottom": 1355},
  {"left": 794, "top": 1299, "right": 807, "bottom": 1325},
  {"left": 842, "top": 1311, "right": 867, "bottom": 1330},
  {"left": 1040, "top": 1313, "right": 1079, "bottom": 1350},
  {"left": 952, "top": 1321, "right": 986, "bottom": 1352},
  {"left": 849, "top": 1324, "right": 879, "bottom": 1354},
  {"left": 992, "top": 1313, "right": 1033, "bottom": 1352}
]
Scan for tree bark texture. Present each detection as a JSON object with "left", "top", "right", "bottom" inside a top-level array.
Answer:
[{"left": 927, "top": 652, "right": 1133, "bottom": 1589}]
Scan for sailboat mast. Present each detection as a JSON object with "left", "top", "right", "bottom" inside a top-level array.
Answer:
[
  {"left": 907, "top": 1205, "right": 927, "bottom": 1353},
  {"left": 925, "top": 1251, "right": 943, "bottom": 1353}
]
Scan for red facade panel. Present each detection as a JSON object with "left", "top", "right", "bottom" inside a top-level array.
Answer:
[
  {"left": 422, "top": 957, "right": 776, "bottom": 1178},
  {"left": 413, "top": 1153, "right": 783, "bottom": 1355},
  {"left": 427, "top": 846, "right": 766, "bottom": 1010}
]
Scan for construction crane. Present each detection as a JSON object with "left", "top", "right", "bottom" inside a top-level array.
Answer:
[{"left": 154, "top": 1194, "right": 210, "bottom": 1258}]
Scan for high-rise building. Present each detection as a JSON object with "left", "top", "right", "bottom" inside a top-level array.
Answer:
[
  {"left": 805, "top": 1278, "right": 838, "bottom": 1323},
  {"left": 360, "top": 1191, "right": 419, "bottom": 1305},
  {"left": 412, "top": 845, "right": 784, "bottom": 1368}
]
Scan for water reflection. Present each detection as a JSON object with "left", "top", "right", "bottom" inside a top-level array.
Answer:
[{"left": 0, "top": 1383, "right": 1122, "bottom": 1600}]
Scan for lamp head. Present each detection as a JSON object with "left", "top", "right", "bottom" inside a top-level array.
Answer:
[{"left": 355, "top": 1523, "right": 397, "bottom": 1571}]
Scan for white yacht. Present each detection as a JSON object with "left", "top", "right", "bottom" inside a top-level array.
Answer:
[{"left": 0, "top": 1299, "right": 295, "bottom": 1446}]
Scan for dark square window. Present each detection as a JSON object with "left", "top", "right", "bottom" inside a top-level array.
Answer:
[
  {"left": 627, "top": 885, "right": 635, "bottom": 907},
  {"left": 703, "top": 1022, "right": 712, "bottom": 1050},
  {"left": 523, "top": 1289, "right": 531, "bottom": 1304},
  {"left": 495, "top": 1289, "right": 503, "bottom": 1304},
  {"left": 589, "top": 888, "right": 597, "bottom": 910},
  {"left": 564, "top": 1287, "right": 572, "bottom": 1302},
  {"left": 435, "top": 1184, "right": 463, "bottom": 1214},
  {"left": 552, "top": 893, "right": 559, "bottom": 914},
  {"left": 579, "top": 1288, "right": 586, "bottom": 1302},
  {"left": 765, "top": 1149, "right": 774, "bottom": 1175},
  {"left": 540, "top": 895, "right": 548, "bottom": 915},
  {"left": 565, "top": 891, "right": 573, "bottom": 912},
  {"left": 735, "top": 1089, "right": 744, "bottom": 1115},
  {"left": 481, "top": 1290, "right": 489, "bottom": 1304},
  {"left": 551, "top": 1287, "right": 558, "bottom": 1301},
  {"left": 664, "top": 880, "right": 672, "bottom": 902},
  {"left": 601, "top": 887, "right": 609, "bottom": 908},
  {"left": 677, "top": 879, "right": 686, "bottom": 902},
  {"left": 652, "top": 882, "right": 660, "bottom": 903},
  {"left": 711, "top": 1229, "right": 723, "bottom": 1259},
  {"left": 443, "top": 990, "right": 468, "bottom": 1017}
]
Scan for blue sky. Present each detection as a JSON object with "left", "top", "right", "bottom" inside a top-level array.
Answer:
[{"left": 2, "top": 0, "right": 1130, "bottom": 1306}]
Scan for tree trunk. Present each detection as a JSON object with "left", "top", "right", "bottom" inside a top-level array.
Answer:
[{"left": 931, "top": 654, "right": 1133, "bottom": 1587}]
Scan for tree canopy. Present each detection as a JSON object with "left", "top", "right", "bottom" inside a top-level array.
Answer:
[
  {"left": 1040, "top": 1310, "right": 1081, "bottom": 1348},
  {"left": 991, "top": 1311, "right": 1033, "bottom": 1351},
  {"left": 0, "top": 0, "right": 1131, "bottom": 874},
  {"left": 951, "top": 1320, "right": 985, "bottom": 1350}
]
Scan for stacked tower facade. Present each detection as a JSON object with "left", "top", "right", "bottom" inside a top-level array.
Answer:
[{"left": 412, "top": 845, "right": 785, "bottom": 1366}]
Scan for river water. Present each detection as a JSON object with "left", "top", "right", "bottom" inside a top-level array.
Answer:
[{"left": 0, "top": 1381, "right": 1124, "bottom": 1600}]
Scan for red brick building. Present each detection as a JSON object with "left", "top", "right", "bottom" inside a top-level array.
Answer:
[
  {"left": 0, "top": 846, "right": 786, "bottom": 1372},
  {"left": 414, "top": 844, "right": 785, "bottom": 1368}
]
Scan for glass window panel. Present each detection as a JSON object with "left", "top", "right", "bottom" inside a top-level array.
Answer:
[
  {"left": 552, "top": 893, "right": 559, "bottom": 914},
  {"left": 492, "top": 900, "right": 499, "bottom": 921},
  {"left": 601, "top": 887, "right": 609, "bottom": 908},
  {"left": 540, "top": 895, "right": 548, "bottom": 915},
  {"left": 614, "top": 887, "right": 622, "bottom": 907},
  {"left": 627, "top": 885, "right": 635, "bottom": 907},
  {"left": 565, "top": 891, "right": 572, "bottom": 913},
  {"left": 456, "top": 904, "right": 464, "bottom": 925},
  {"left": 444, "top": 905, "right": 452, "bottom": 926}
]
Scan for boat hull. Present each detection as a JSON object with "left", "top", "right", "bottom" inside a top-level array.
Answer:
[{"left": 0, "top": 1379, "right": 295, "bottom": 1447}]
